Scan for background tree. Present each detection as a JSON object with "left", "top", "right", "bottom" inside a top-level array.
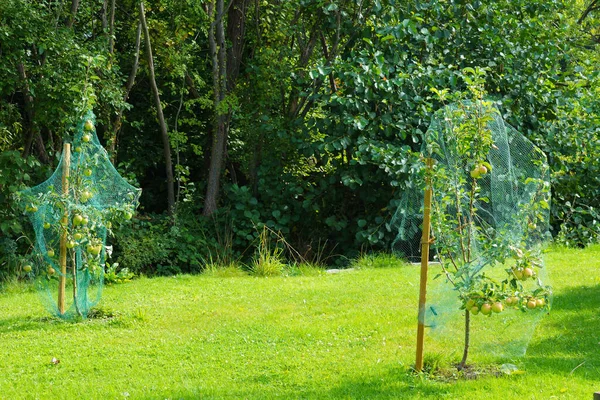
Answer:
[{"left": 0, "top": 0, "right": 599, "bottom": 277}]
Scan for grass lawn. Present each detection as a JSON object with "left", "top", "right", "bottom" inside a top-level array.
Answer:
[{"left": 0, "top": 245, "right": 599, "bottom": 399}]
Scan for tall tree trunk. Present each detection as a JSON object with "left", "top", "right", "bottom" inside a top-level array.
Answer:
[
  {"left": 203, "top": 0, "right": 249, "bottom": 216},
  {"left": 66, "top": 0, "right": 80, "bottom": 28},
  {"left": 101, "top": 0, "right": 109, "bottom": 30},
  {"left": 108, "top": 0, "right": 116, "bottom": 53},
  {"left": 139, "top": 1, "right": 175, "bottom": 216},
  {"left": 109, "top": 22, "right": 142, "bottom": 162},
  {"left": 18, "top": 62, "right": 36, "bottom": 158},
  {"left": 226, "top": 0, "right": 249, "bottom": 91},
  {"left": 17, "top": 62, "right": 48, "bottom": 163},
  {"left": 203, "top": 0, "right": 227, "bottom": 216}
]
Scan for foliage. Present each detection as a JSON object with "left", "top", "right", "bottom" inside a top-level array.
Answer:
[
  {"left": 540, "top": 73, "right": 600, "bottom": 246},
  {"left": 112, "top": 208, "right": 224, "bottom": 276},
  {"left": 0, "top": 0, "right": 600, "bottom": 277},
  {"left": 0, "top": 152, "right": 42, "bottom": 279},
  {"left": 103, "top": 262, "right": 135, "bottom": 285}
]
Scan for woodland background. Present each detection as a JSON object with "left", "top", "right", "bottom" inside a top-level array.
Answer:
[{"left": 1, "top": 0, "right": 599, "bottom": 277}]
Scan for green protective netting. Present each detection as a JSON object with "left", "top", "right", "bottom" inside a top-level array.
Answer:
[
  {"left": 20, "top": 111, "right": 141, "bottom": 320},
  {"left": 391, "top": 100, "right": 552, "bottom": 360}
]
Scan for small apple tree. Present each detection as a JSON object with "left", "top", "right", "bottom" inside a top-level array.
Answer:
[
  {"left": 426, "top": 68, "right": 551, "bottom": 370},
  {"left": 19, "top": 110, "right": 140, "bottom": 319}
]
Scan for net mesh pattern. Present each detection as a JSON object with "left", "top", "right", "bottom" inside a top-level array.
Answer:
[
  {"left": 391, "top": 100, "right": 552, "bottom": 359},
  {"left": 21, "top": 111, "right": 141, "bottom": 320}
]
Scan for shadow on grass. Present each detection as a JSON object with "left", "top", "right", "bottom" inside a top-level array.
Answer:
[
  {"left": 0, "top": 308, "right": 135, "bottom": 333},
  {"left": 145, "top": 364, "right": 474, "bottom": 400},
  {"left": 524, "top": 284, "right": 600, "bottom": 380},
  {"left": 0, "top": 315, "right": 64, "bottom": 333}
]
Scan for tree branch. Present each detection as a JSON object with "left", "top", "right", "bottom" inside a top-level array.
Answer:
[
  {"left": 66, "top": 0, "right": 80, "bottom": 28},
  {"left": 139, "top": 1, "right": 175, "bottom": 216},
  {"left": 109, "top": 0, "right": 116, "bottom": 53},
  {"left": 109, "top": 21, "right": 142, "bottom": 160},
  {"left": 578, "top": 0, "right": 600, "bottom": 24}
]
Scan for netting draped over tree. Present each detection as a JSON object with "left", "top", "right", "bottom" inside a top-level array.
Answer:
[
  {"left": 392, "top": 100, "right": 552, "bottom": 361},
  {"left": 20, "top": 111, "right": 141, "bottom": 320}
]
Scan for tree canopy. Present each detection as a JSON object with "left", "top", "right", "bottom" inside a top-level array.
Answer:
[{"left": 1, "top": 0, "right": 599, "bottom": 275}]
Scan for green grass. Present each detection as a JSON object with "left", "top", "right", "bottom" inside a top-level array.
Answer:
[{"left": 0, "top": 245, "right": 599, "bottom": 399}]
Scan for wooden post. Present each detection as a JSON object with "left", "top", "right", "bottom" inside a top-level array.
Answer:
[
  {"left": 415, "top": 158, "right": 434, "bottom": 372},
  {"left": 58, "top": 143, "right": 71, "bottom": 315},
  {"left": 593, "top": 392, "right": 600, "bottom": 400}
]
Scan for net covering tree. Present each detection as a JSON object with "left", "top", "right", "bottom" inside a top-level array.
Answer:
[
  {"left": 392, "top": 95, "right": 552, "bottom": 368},
  {"left": 20, "top": 111, "right": 141, "bottom": 320}
]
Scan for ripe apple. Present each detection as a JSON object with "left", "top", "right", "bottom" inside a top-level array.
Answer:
[
  {"left": 87, "top": 244, "right": 101, "bottom": 256},
  {"left": 47, "top": 249, "right": 55, "bottom": 257},
  {"left": 73, "top": 215, "right": 83, "bottom": 225},
  {"left": 536, "top": 298, "right": 545, "bottom": 307},
  {"left": 82, "top": 134, "right": 91, "bottom": 143},
  {"left": 523, "top": 268, "right": 534, "bottom": 279},
  {"left": 84, "top": 120, "right": 94, "bottom": 131},
  {"left": 27, "top": 204, "right": 38, "bottom": 212},
  {"left": 470, "top": 167, "right": 481, "bottom": 179},
  {"left": 43, "top": 222, "right": 51, "bottom": 229},
  {"left": 81, "top": 190, "right": 92, "bottom": 202},
  {"left": 83, "top": 168, "right": 92, "bottom": 177},
  {"left": 513, "top": 268, "right": 523, "bottom": 280},
  {"left": 73, "top": 232, "right": 83, "bottom": 241},
  {"left": 526, "top": 300, "right": 537, "bottom": 309},
  {"left": 23, "top": 265, "right": 32, "bottom": 273},
  {"left": 47, "top": 266, "right": 56, "bottom": 275},
  {"left": 124, "top": 212, "right": 133, "bottom": 220},
  {"left": 75, "top": 146, "right": 82, "bottom": 153},
  {"left": 81, "top": 217, "right": 89, "bottom": 226},
  {"left": 470, "top": 306, "right": 479, "bottom": 315},
  {"left": 491, "top": 302, "right": 504, "bottom": 313},
  {"left": 481, "top": 303, "right": 492, "bottom": 315},
  {"left": 66, "top": 240, "right": 76, "bottom": 249},
  {"left": 465, "top": 299, "right": 476, "bottom": 309},
  {"left": 478, "top": 165, "right": 488, "bottom": 175}
]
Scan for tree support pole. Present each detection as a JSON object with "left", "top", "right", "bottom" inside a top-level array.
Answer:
[
  {"left": 58, "top": 143, "right": 71, "bottom": 315},
  {"left": 415, "top": 158, "right": 434, "bottom": 372}
]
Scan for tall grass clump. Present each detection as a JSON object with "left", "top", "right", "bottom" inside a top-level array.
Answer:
[{"left": 250, "top": 227, "right": 286, "bottom": 277}]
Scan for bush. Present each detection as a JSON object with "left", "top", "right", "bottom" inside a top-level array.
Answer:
[{"left": 111, "top": 209, "right": 221, "bottom": 276}]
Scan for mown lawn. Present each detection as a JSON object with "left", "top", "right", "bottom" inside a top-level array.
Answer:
[{"left": 0, "top": 245, "right": 598, "bottom": 399}]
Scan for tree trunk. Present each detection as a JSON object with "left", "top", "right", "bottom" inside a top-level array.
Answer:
[
  {"left": 17, "top": 62, "right": 48, "bottom": 163},
  {"left": 203, "top": 0, "right": 227, "bottom": 216},
  {"left": 18, "top": 62, "right": 36, "bottom": 158},
  {"left": 458, "top": 310, "right": 471, "bottom": 370},
  {"left": 108, "top": 0, "right": 116, "bottom": 53},
  {"left": 203, "top": 0, "right": 249, "bottom": 216},
  {"left": 101, "top": 0, "right": 109, "bottom": 30},
  {"left": 66, "top": 0, "right": 80, "bottom": 28},
  {"left": 139, "top": 1, "right": 175, "bottom": 216},
  {"left": 109, "top": 22, "right": 142, "bottom": 162},
  {"left": 226, "top": 0, "right": 249, "bottom": 91}
]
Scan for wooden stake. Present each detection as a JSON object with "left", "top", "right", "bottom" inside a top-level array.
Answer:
[
  {"left": 594, "top": 392, "right": 600, "bottom": 400},
  {"left": 58, "top": 143, "right": 71, "bottom": 315},
  {"left": 415, "top": 158, "right": 434, "bottom": 372}
]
